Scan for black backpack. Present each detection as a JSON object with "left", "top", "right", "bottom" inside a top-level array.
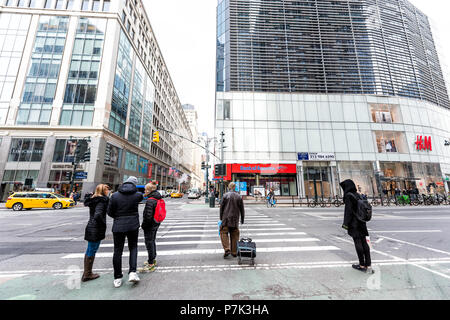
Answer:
[{"left": 353, "top": 193, "right": 372, "bottom": 222}]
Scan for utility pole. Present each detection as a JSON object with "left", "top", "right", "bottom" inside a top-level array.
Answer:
[
  {"left": 69, "top": 136, "right": 90, "bottom": 195},
  {"left": 219, "top": 131, "right": 225, "bottom": 202},
  {"left": 205, "top": 138, "right": 210, "bottom": 204}
]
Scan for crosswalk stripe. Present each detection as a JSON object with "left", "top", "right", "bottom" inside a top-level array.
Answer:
[
  {"left": 137, "top": 232, "right": 307, "bottom": 239},
  {"left": 158, "top": 224, "right": 286, "bottom": 229},
  {"left": 99, "top": 238, "right": 320, "bottom": 247},
  {"left": 62, "top": 246, "right": 340, "bottom": 259},
  {"left": 155, "top": 228, "right": 296, "bottom": 233}
]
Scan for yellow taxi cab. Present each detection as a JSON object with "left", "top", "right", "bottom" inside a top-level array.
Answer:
[
  {"left": 6, "top": 192, "right": 75, "bottom": 211},
  {"left": 170, "top": 192, "right": 184, "bottom": 198}
]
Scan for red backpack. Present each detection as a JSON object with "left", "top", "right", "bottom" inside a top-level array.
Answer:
[{"left": 149, "top": 197, "right": 166, "bottom": 223}]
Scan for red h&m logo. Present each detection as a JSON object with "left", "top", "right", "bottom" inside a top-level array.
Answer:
[{"left": 415, "top": 135, "right": 432, "bottom": 151}]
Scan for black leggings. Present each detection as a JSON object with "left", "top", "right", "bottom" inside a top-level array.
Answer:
[
  {"left": 144, "top": 223, "right": 160, "bottom": 263},
  {"left": 353, "top": 236, "right": 371, "bottom": 267},
  {"left": 113, "top": 229, "right": 139, "bottom": 279}
]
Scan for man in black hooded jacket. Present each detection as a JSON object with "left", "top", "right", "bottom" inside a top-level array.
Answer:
[
  {"left": 107, "top": 176, "right": 143, "bottom": 287},
  {"left": 340, "top": 179, "right": 373, "bottom": 274}
]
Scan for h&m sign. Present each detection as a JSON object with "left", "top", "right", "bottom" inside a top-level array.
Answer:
[{"left": 415, "top": 136, "right": 432, "bottom": 151}]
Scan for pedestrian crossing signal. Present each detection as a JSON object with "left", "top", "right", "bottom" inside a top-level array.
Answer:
[{"left": 153, "top": 131, "right": 160, "bottom": 143}]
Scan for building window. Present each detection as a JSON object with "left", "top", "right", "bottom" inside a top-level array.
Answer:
[
  {"left": 109, "top": 30, "right": 133, "bottom": 138},
  {"left": 81, "top": 0, "right": 89, "bottom": 10},
  {"left": 55, "top": 0, "right": 64, "bottom": 9},
  {"left": 52, "top": 138, "right": 88, "bottom": 162},
  {"left": 370, "top": 104, "right": 402, "bottom": 123},
  {"left": 66, "top": 0, "right": 75, "bottom": 10},
  {"left": 60, "top": 18, "right": 105, "bottom": 126},
  {"left": 8, "top": 138, "right": 46, "bottom": 162},
  {"left": 124, "top": 151, "right": 138, "bottom": 171},
  {"left": 16, "top": 16, "right": 68, "bottom": 125},
  {"left": 6, "top": 0, "right": 17, "bottom": 6},
  {"left": 375, "top": 131, "right": 407, "bottom": 153},
  {"left": 29, "top": 0, "right": 37, "bottom": 7},
  {"left": 92, "top": 0, "right": 100, "bottom": 11},
  {"left": 44, "top": 0, "right": 52, "bottom": 8},
  {"left": 102, "top": 0, "right": 110, "bottom": 11},
  {"left": 18, "top": 0, "right": 28, "bottom": 7},
  {"left": 104, "top": 143, "right": 122, "bottom": 167},
  {"left": 223, "top": 100, "right": 231, "bottom": 120},
  {"left": 2, "top": 170, "right": 39, "bottom": 190},
  {"left": 0, "top": 13, "right": 32, "bottom": 125}
]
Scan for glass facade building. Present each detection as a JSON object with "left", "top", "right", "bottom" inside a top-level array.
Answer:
[
  {"left": 217, "top": 0, "right": 449, "bottom": 109},
  {"left": 215, "top": 0, "right": 450, "bottom": 198},
  {"left": 0, "top": 0, "right": 193, "bottom": 200}
]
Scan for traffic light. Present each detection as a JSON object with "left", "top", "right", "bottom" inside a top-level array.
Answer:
[
  {"left": 214, "top": 164, "right": 226, "bottom": 176},
  {"left": 82, "top": 148, "right": 91, "bottom": 162},
  {"left": 65, "top": 171, "right": 72, "bottom": 181},
  {"left": 201, "top": 161, "right": 206, "bottom": 170},
  {"left": 153, "top": 131, "right": 160, "bottom": 143}
]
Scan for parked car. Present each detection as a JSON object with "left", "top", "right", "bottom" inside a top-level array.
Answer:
[
  {"left": 170, "top": 192, "right": 184, "bottom": 198},
  {"left": 6, "top": 192, "right": 75, "bottom": 211},
  {"left": 187, "top": 192, "right": 201, "bottom": 199}
]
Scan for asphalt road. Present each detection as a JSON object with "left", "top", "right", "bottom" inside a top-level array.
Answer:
[{"left": 0, "top": 198, "right": 449, "bottom": 300}]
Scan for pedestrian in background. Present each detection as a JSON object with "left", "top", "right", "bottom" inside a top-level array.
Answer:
[
  {"left": 107, "top": 176, "right": 143, "bottom": 288},
  {"left": 340, "top": 179, "right": 373, "bottom": 274},
  {"left": 82, "top": 184, "right": 110, "bottom": 282},
  {"left": 219, "top": 182, "right": 245, "bottom": 258},
  {"left": 139, "top": 182, "right": 162, "bottom": 272}
]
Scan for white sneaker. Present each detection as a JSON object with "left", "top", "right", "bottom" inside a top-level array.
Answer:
[
  {"left": 113, "top": 279, "right": 122, "bottom": 288},
  {"left": 128, "top": 272, "right": 140, "bottom": 283}
]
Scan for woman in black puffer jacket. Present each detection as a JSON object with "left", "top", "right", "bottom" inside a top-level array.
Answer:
[{"left": 82, "top": 184, "right": 110, "bottom": 282}]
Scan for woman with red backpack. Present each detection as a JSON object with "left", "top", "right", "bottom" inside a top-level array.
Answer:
[{"left": 139, "top": 182, "right": 165, "bottom": 272}]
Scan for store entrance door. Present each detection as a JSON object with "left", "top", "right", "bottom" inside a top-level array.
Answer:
[{"left": 303, "top": 165, "right": 332, "bottom": 200}]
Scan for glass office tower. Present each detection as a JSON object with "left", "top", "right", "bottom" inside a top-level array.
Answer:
[{"left": 215, "top": 0, "right": 450, "bottom": 199}]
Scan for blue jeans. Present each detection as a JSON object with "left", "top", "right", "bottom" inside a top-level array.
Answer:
[{"left": 86, "top": 241, "right": 101, "bottom": 257}]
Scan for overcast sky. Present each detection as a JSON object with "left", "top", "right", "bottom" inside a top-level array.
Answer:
[{"left": 145, "top": 0, "right": 450, "bottom": 137}]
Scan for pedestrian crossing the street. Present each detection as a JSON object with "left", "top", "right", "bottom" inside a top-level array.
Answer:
[{"left": 62, "top": 210, "right": 341, "bottom": 260}]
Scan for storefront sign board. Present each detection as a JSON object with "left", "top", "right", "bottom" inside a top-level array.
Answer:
[{"left": 297, "top": 153, "right": 336, "bottom": 161}]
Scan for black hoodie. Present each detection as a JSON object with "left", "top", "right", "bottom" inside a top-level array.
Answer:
[
  {"left": 107, "top": 182, "right": 143, "bottom": 233},
  {"left": 142, "top": 190, "right": 162, "bottom": 230},
  {"left": 340, "top": 179, "right": 369, "bottom": 238},
  {"left": 84, "top": 195, "right": 109, "bottom": 242}
]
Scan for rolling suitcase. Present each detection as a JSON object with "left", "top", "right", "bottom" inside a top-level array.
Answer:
[{"left": 237, "top": 235, "right": 256, "bottom": 266}]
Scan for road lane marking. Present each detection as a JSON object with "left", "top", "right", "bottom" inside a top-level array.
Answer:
[
  {"left": 370, "top": 230, "right": 442, "bottom": 233},
  {"left": 3, "top": 259, "right": 450, "bottom": 275},
  {"left": 332, "top": 235, "right": 450, "bottom": 280},
  {"left": 62, "top": 246, "right": 341, "bottom": 259},
  {"left": 378, "top": 235, "right": 450, "bottom": 256},
  {"left": 100, "top": 238, "right": 321, "bottom": 247}
]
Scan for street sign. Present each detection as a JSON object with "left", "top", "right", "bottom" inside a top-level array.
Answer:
[{"left": 74, "top": 172, "right": 88, "bottom": 180}]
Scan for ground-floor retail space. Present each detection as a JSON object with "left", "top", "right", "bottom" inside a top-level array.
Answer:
[{"left": 217, "top": 161, "right": 448, "bottom": 200}]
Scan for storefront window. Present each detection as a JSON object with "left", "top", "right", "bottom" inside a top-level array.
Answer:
[
  {"left": 2, "top": 170, "right": 39, "bottom": 190},
  {"left": 8, "top": 138, "right": 46, "bottom": 162},
  {"left": 138, "top": 157, "right": 149, "bottom": 175},
  {"left": 375, "top": 131, "right": 407, "bottom": 153},
  {"left": 338, "top": 161, "right": 376, "bottom": 196},
  {"left": 370, "top": 103, "right": 402, "bottom": 123},
  {"left": 124, "top": 151, "right": 138, "bottom": 171}
]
